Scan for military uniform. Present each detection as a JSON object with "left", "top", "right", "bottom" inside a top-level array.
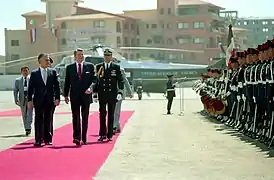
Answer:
[
  {"left": 166, "top": 74, "right": 176, "bottom": 114},
  {"left": 94, "top": 49, "right": 124, "bottom": 141}
]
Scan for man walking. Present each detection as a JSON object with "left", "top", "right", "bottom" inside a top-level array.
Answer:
[
  {"left": 28, "top": 53, "right": 60, "bottom": 147},
  {"left": 93, "top": 49, "right": 124, "bottom": 141},
  {"left": 113, "top": 68, "right": 133, "bottom": 134},
  {"left": 63, "top": 48, "right": 96, "bottom": 145},
  {"left": 13, "top": 66, "right": 33, "bottom": 136}
]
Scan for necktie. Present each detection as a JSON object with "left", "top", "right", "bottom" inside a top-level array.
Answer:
[
  {"left": 78, "top": 63, "right": 82, "bottom": 80},
  {"left": 43, "top": 69, "right": 47, "bottom": 84},
  {"left": 106, "top": 63, "right": 109, "bottom": 69},
  {"left": 24, "top": 77, "right": 27, "bottom": 96}
]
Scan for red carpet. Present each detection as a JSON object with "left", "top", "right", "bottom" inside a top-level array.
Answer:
[{"left": 0, "top": 111, "right": 134, "bottom": 180}]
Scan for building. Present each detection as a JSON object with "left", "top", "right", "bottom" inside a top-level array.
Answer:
[
  {"left": 235, "top": 17, "right": 274, "bottom": 47},
  {"left": 4, "top": 0, "right": 246, "bottom": 74},
  {"left": 0, "top": 55, "right": 5, "bottom": 75}
]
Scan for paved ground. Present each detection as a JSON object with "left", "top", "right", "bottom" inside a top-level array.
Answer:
[{"left": 1, "top": 88, "right": 274, "bottom": 179}]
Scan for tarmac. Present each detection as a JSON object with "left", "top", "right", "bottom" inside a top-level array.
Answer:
[{"left": 1, "top": 88, "right": 274, "bottom": 180}]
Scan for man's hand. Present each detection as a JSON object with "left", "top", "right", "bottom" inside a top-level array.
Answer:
[
  {"left": 65, "top": 97, "right": 69, "bottom": 104},
  {"left": 28, "top": 102, "right": 33, "bottom": 109},
  {"left": 117, "top": 94, "right": 122, "bottom": 101},
  {"left": 85, "top": 88, "right": 92, "bottom": 94},
  {"left": 55, "top": 99, "right": 60, "bottom": 106},
  {"left": 15, "top": 101, "right": 20, "bottom": 106},
  {"left": 129, "top": 94, "right": 133, "bottom": 98}
]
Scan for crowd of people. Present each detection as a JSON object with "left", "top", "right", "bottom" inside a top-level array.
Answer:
[
  {"left": 13, "top": 48, "right": 133, "bottom": 147},
  {"left": 193, "top": 38, "right": 274, "bottom": 148}
]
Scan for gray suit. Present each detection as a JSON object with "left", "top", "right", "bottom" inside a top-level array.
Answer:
[
  {"left": 13, "top": 76, "right": 33, "bottom": 131},
  {"left": 114, "top": 70, "right": 133, "bottom": 129}
]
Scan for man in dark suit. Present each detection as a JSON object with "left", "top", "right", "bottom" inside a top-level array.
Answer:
[
  {"left": 63, "top": 48, "right": 96, "bottom": 145},
  {"left": 28, "top": 53, "right": 60, "bottom": 147},
  {"left": 166, "top": 74, "right": 177, "bottom": 114},
  {"left": 93, "top": 49, "right": 124, "bottom": 142}
]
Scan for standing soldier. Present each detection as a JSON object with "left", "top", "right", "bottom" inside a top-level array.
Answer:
[
  {"left": 13, "top": 66, "right": 33, "bottom": 136},
  {"left": 94, "top": 49, "right": 124, "bottom": 141},
  {"left": 166, "top": 74, "right": 177, "bottom": 114},
  {"left": 113, "top": 67, "right": 133, "bottom": 134}
]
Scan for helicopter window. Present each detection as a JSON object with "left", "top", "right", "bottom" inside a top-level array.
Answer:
[{"left": 85, "top": 57, "right": 104, "bottom": 65}]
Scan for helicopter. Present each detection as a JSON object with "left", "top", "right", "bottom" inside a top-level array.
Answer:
[{"left": 54, "top": 44, "right": 209, "bottom": 93}]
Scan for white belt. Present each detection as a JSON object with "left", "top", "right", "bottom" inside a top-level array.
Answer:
[
  {"left": 238, "top": 82, "right": 243, "bottom": 88},
  {"left": 167, "top": 89, "right": 175, "bottom": 91}
]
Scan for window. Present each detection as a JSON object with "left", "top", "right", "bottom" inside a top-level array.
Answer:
[
  {"left": 153, "top": 36, "right": 162, "bottom": 44},
  {"left": 167, "top": 24, "right": 172, "bottom": 29},
  {"left": 61, "top": 22, "right": 67, "bottom": 29},
  {"left": 61, "top": 38, "right": 67, "bottom": 45},
  {"left": 193, "top": 37, "right": 204, "bottom": 44},
  {"left": 93, "top": 20, "right": 105, "bottom": 28},
  {"left": 263, "top": 28, "right": 269, "bottom": 32},
  {"left": 177, "top": 23, "right": 188, "bottom": 29},
  {"left": 146, "top": 39, "right": 153, "bottom": 44},
  {"left": 167, "top": 38, "right": 173, "bottom": 44},
  {"left": 168, "top": 54, "right": 177, "bottom": 60},
  {"left": 124, "top": 37, "right": 129, "bottom": 46},
  {"left": 193, "top": 22, "right": 205, "bottom": 29},
  {"left": 151, "top": 24, "right": 157, "bottom": 28},
  {"left": 91, "top": 37, "right": 105, "bottom": 43},
  {"left": 116, "top": 36, "right": 121, "bottom": 44},
  {"left": 136, "top": 25, "right": 140, "bottom": 35},
  {"left": 131, "top": 38, "right": 135, "bottom": 46},
  {"left": 272, "top": 21, "right": 274, "bottom": 24},
  {"left": 146, "top": 24, "right": 149, "bottom": 28},
  {"left": 130, "top": 54, "right": 134, "bottom": 60},
  {"left": 177, "top": 7, "right": 197, "bottom": 15},
  {"left": 123, "top": 53, "right": 128, "bottom": 59},
  {"left": 177, "top": 37, "right": 191, "bottom": 44},
  {"left": 243, "top": 21, "right": 248, "bottom": 25},
  {"left": 123, "top": 23, "right": 129, "bottom": 30},
  {"left": 136, "top": 39, "right": 140, "bottom": 45},
  {"left": 168, "top": 8, "right": 171, "bottom": 14},
  {"left": 11, "top": 54, "right": 20, "bottom": 60},
  {"left": 262, "top": 21, "right": 268, "bottom": 25},
  {"left": 131, "top": 24, "right": 135, "bottom": 31},
  {"left": 160, "top": 8, "right": 164, "bottom": 15},
  {"left": 136, "top": 53, "right": 140, "bottom": 59},
  {"left": 11, "top": 40, "right": 19, "bottom": 46},
  {"left": 116, "top": 21, "right": 121, "bottom": 32}
]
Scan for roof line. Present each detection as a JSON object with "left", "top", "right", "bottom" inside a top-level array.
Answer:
[{"left": 74, "top": 6, "right": 137, "bottom": 20}]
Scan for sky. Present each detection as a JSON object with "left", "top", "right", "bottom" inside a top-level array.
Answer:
[{"left": 0, "top": 0, "right": 273, "bottom": 55}]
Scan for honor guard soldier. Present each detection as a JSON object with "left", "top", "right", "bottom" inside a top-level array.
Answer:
[
  {"left": 166, "top": 74, "right": 177, "bottom": 114},
  {"left": 93, "top": 49, "right": 124, "bottom": 142}
]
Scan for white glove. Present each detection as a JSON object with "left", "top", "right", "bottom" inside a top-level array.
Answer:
[
  {"left": 117, "top": 94, "right": 122, "bottom": 101},
  {"left": 85, "top": 88, "right": 92, "bottom": 94},
  {"left": 237, "top": 95, "right": 241, "bottom": 101},
  {"left": 242, "top": 94, "right": 246, "bottom": 100},
  {"left": 253, "top": 96, "right": 256, "bottom": 103},
  {"left": 93, "top": 93, "right": 98, "bottom": 103}
]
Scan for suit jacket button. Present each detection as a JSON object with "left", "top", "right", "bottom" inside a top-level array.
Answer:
[
  {"left": 103, "top": 89, "right": 106, "bottom": 91},
  {"left": 109, "top": 79, "right": 111, "bottom": 81},
  {"left": 109, "top": 89, "right": 111, "bottom": 91}
]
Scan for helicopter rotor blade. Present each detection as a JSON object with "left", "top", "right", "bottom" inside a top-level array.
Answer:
[{"left": 119, "top": 47, "right": 204, "bottom": 53}]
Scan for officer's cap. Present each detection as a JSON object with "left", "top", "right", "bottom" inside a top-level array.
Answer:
[
  {"left": 229, "top": 57, "right": 238, "bottom": 64},
  {"left": 167, "top": 74, "right": 174, "bottom": 78},
  {"left": 247, "top": 48, "right": 258, "bottom": 55},
  {"left": 104, "top": 49, "right": 112, "bottom": 56}
]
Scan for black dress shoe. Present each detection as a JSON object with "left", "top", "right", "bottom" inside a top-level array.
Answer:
[
  {"left": 82, "top": 141, "right": 87, "bottom": 145},
  {"left": 25, "top": 130, "right": 31, "bottom": 136},
  {"left": 34, "top": 141, "right": 41, "bottom": 147},
  {"left": 45, "top": 142, "right": 53, "bottom": 145},
  {"left": 73, "top": 139, "right": 81, "bottom": 145},
  {"left": 167, "top": 111, "right": 171, "bottom": 115},
  {"left": 107, "top": 137, "right": 113, "bottom": 141},
  {"left": 98, "top": 136, "right": 106, "bottom": 141}
]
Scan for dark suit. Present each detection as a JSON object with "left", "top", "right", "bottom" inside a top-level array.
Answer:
[
  {"left": 28, "top": 68, "right": 60, "bottom": 143},
  {"left": 166, "top": 80, "right": 176, "bottom": 113},
  {"left": 63, "top": 62, "right": 96, "bottom": 142},
  {"left": 94, "top": 62, "right": 124, "bottom": 139}
]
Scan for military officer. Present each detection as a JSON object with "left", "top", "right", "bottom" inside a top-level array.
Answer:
[
  {"left": 166, "top": 74, "right": 177, "bottom": 114},
  {"left": 93, "top": 49, "right": 124, "bottom": 141}
]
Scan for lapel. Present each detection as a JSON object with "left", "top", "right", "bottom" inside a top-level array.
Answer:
[
  {"left": 82, "top": 62, "right": 88, "bottom": 74},
  {"left": 19, "top": 77, "right": 24, "bottom": 93},
  {"left": 46, "top": 68, "right": 52, "bottom": 86},
  {"left": 37, "top": 68, "right": 44, "bottom": 85}
]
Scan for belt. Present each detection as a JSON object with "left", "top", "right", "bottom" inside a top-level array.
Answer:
[{"left": 167, "top": 89, "right": 175, "bottom": 91}]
